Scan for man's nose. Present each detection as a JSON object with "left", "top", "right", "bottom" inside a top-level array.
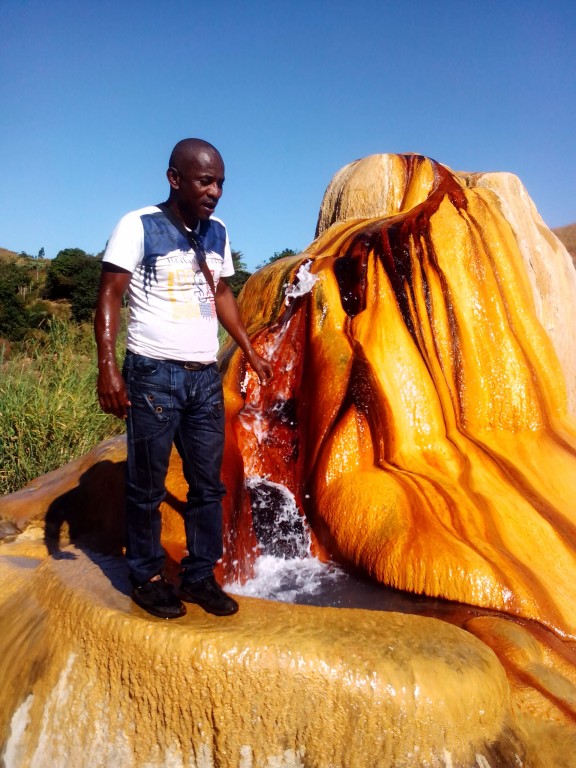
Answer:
[{"left": 208, "top": 181, "right": 223, "bottom": 199}]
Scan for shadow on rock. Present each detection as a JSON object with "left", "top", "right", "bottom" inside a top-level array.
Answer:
[{"left": 44, "top": 459, "right": 126, "bottom": 558}]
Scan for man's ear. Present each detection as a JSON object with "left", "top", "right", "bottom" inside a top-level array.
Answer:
[{"left": 166, "top": 166, "right": 180, "bottom": 190}]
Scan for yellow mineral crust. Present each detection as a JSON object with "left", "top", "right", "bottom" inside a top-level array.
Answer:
[
  {"left": 0, "top": 548, "right": 520, "bottom": 768},
  {"left": 464, "top": 616, "right": 576, "bottom": 768},
  {"left": 315, "top": 154, "right": 576, "bottom": 417},
  {"left": 224, "top": 153, "right": 576, "bottom": 638}
]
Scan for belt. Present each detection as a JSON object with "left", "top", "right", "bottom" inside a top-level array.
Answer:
[{"left": 167, "top": 360, "right": 215, "bottom": 371}]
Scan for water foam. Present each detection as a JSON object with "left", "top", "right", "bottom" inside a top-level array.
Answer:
[
  {"left": 284, "top": 261, "right": 318, "bottom": 305},
  {"left": 226, "top": 553, "right": 346, "bottom": 604}
]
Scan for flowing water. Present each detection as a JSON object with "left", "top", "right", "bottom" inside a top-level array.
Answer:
[{"left": 226, "top": 477, "right": 472, "bottom": 624}]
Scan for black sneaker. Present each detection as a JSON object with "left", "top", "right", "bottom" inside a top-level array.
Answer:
[
  {"left": 131, "top": 575, "right": 186, "bottom": 619},
  {"left": 178, "top": 575, "right": 239, "bottom": 616}
]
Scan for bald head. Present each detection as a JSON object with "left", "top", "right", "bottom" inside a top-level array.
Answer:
[
  {"left": 165, "top": 138, "right": 225, "bottom": 227},
  {"left": 168, "top": 138, "right": 222, "bottom": 170}
]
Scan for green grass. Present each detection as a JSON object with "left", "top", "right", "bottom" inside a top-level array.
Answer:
[{"left": 0, "top": 318, "right": 126, "bottom": 495}]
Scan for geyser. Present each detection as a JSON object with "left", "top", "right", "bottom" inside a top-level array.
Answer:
[{"left": 2, "top": 153, "right": 576, "bottom": 767}]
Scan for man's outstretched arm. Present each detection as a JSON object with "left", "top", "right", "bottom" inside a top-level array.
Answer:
[
  {"left": 94, "top": 263, "right": 133, "bottom": 419},
  {"left": 214, "top": 279, "right": 273, "bottom": 385}
]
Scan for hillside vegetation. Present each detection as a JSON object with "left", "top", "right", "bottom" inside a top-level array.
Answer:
[
  {"left": 0, "top": 247, "right": 120, "bottom": 493},
  {"left": 1, "top": 319, "right": 126, "bottom": 493}
]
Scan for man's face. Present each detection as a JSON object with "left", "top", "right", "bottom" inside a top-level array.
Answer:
[{"left": 169, "top": 149, "right": 225, "bottom": 225}]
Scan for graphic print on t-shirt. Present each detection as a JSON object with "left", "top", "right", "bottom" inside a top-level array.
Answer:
[{"left": 166, "top": 263, "right": 216, "bottom": 320}]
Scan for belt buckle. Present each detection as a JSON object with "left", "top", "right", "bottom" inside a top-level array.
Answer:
[{"left": 184, "top": 361, "right": 202, "bottom": 370}]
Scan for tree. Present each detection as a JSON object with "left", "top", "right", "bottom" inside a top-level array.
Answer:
[
  {"left": 70, "top": 257, "right": 102, "bottom": 322},
  {"left": 38, "top": 247, "right": 45, "bottom": 260},
  {"left": 45, "top": 248, "right": 102, "bottom": 322},
  {"left": 45, "top": 248, "right": 89, "bottom": 299},
  {"left": 0, "top": 261, "right": 31, "bottom": 341},
  {"left": 227, "top": 268, "right": 251, "bottom": 298},
  {"left": 227, "top": 249, "right": 251, "bottom": 297},
  {"left": 256, "top": 248, "right": 300, "bottom": 269},
  {"left": 231, "top": 249, "right": 248, "bottom": 271}
]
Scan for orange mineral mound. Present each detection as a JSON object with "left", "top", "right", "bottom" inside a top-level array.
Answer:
[{"left": 220, "top": 154, "right": 576, "bottom": 639}]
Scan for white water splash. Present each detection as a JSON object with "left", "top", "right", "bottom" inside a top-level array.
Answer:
[
  {"left": 246, "top": 477, "right": 310, "bottom": 559},
  {"left": 284, "top": 261, "right": 319, "bottom": 305},
  {"left": 223, "top": 477, "right": 347, "bottom": 603},
  {"left": 238, "top": 407, "right": 269, "bottom": 446},
  {"left": 226, "top": 554, "right": 346, "bottom": 604}
]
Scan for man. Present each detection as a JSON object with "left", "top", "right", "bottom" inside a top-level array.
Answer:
[{"left": 94, "top": 138, "right": 272, "bottom": 620}]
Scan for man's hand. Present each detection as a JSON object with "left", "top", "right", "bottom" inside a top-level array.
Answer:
[
  {"left": 97, "top": 362, "right": 131, "bottom": 419},
  {"left": 245, "top": 348, "right": 274, "bottom": 385},
  {"left": 214, "top": 278, "right": 274, "bottom": 385}
]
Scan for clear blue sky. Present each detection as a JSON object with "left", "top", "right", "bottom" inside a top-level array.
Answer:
[{"left": 1, "top": 0, "right": 574, "bottom": 270}]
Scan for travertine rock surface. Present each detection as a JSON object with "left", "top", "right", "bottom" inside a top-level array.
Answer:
[
  {"left": 2, "top": 152, "right": 576, "bottom": 767},
  {"left": 315, "top": 155, "right": 576, "bottom": 414},
  {"left": 0, "top": 547, "right": 523, "bottom": 768},
  {"left": 223, "top": 154, "right": 576, "bottom": 639}
]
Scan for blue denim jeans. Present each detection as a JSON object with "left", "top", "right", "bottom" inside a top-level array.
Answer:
[{"left": 123, "top": 352, "right": 226, "bottom": 586}]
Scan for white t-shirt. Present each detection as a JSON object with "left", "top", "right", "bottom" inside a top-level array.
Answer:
[{"left": 103, "top": 205, "right": 234, "bottom": 362}]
